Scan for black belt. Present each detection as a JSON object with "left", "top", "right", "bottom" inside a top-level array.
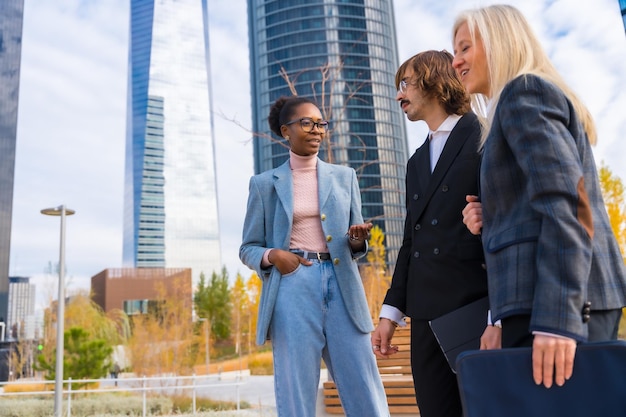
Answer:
[{"left": 292, "top": 250, "right": 331, "bottom": 261}]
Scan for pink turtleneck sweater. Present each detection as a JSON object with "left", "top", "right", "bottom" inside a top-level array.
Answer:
[
  {"left": 262, "top": 152, "right": 329, "bottom": 267},
  {"left": 289, "top": 151, "right": 328, "bottom": 253}
]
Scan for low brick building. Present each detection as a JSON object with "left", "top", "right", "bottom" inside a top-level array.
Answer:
[{"left": 91, "top": 268, "right": 192, "bottom": 319}]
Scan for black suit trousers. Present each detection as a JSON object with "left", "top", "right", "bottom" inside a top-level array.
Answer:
[{"left": 410, "top": 319, "right": 463, "bottom": 417}]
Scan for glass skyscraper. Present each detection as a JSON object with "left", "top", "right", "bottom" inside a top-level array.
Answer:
[
  {"left": 7, "top": 277, "right": 36, "bottom": 340},
  {"left": 123, "top": 0, "right": 221, "bottom": 284},
  {"left": 620, "top": 0, "right": 626, "bottom": 32},
  {"left": 0, "top": 0, "right": 24, "bottom": 325},
  {"left": 247, "top": 0, "right": 408, "bottom": 266}
]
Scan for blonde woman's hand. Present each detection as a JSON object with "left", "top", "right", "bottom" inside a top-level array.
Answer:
[
  {"left": 462, "top": 195, "right": 483, "bottom": 235},
  {"left": 532, "top": 333, "right": 576, "bottom": 388}
]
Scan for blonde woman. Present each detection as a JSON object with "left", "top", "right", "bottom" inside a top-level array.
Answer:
[{"left": 452, "top": 4, "right": 626, "bottom": 389}]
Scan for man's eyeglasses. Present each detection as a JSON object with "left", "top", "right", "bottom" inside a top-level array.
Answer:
[
  {"left": 398, "top": 79, "right": 408, "bottom": 95},
  {"left": 284, "top": 118, "right": 329, "bottom": 133}
]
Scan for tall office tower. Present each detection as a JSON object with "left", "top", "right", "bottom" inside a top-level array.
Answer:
[
  {"left": 0, "top": 0, "right": 24, "bottom": 325},
  {"left": 7, "top": 277, "right": 36, "bottom": 339},
  {"left": 123, "top": 0, "right": 221, "bottom": 284},
  {"left": 247, "top": 0, "right": 409, "bottom": 266}
]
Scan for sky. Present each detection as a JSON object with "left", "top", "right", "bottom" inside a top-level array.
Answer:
[{"left": 10, "top": 0, "right": 626, "bottom": 309}]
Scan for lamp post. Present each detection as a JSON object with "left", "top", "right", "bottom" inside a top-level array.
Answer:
[
  {"left": 41, "top": 205, "right": 75, "bottom": 417},
  {"left": 198, "top": 318, "right": 210, "bottom": 375}
]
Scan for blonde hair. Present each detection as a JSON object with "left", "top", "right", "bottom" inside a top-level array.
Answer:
[{"left": 452, "top": 4, "right": 597, "bottom": 147}]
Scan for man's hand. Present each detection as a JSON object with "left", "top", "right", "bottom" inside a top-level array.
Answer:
[
  {"left": 532, "top": 334, "right": 577, "bottom": 388},
  {"left": 268, "top": 249, "right": 312, "bottom": 275},
  {"left": 462, "top": 195, "right": 483, "bottom": 235},
  {"left": 371, "top": 318, "right": 399, "bottom": 358},
  {"left": 480, "top": 325, "right": 502, "bottom": 350}
]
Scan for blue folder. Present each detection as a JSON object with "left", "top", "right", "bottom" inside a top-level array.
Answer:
[{"left": 455, "top": 340, "right": 626, "bottom": 417}]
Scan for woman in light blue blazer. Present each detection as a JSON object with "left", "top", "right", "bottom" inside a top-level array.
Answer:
[
  {"left": 239, "top": 96, "right": 388, "bottom": 417},
  {"left": 453, "top": 5, "right": 626, "bottom": 390}
]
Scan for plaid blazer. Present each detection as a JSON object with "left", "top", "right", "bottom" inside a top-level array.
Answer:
[{"left": 481, "top": 74, "right": 626, "bottom": 341}]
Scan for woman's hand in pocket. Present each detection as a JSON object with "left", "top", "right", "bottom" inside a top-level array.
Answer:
[{"left": 268, "top": 249, "right": 312, "bottom": 275}]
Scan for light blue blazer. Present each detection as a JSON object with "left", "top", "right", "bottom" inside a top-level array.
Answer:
[{"left": 239, "top": 158, "right": 373, "bottom": 345}]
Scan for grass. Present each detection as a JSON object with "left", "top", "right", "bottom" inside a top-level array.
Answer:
[{"left": 0, "top": 393, "right": 254, "bottom": 417}]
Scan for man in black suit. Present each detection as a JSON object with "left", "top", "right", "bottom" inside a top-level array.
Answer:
[{"left": 371, "top": 50, "right": 493, "bottom": 417}]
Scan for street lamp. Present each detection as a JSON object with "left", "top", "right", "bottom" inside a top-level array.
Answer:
[
  {"left": 41, "top": 205, "right": 75, "bottom": 417},
  {"left": 198, "top": 318, "right": 210, "bottom": 375}
]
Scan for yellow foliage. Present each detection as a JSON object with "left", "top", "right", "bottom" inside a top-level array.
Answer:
[
  {"left": 361, "top": 225, "right": 392, "bottom": 320},
  {"left": 2, "top": 382, "right": 47, "bottom": 393},
  {"left": 3, "top": 381, "right": 100, "bottom": 393},
  {"left": 247, "top": 351, "right": 274, "bottom": 375},
  {"left": 599, "top": 164, "right": 626, "bottom": 256},
  {"left": 127, "top": 276, "right": 195, "bottom": 377},
  {"left": 38, "top": 290, "right": 129, "bottom": 373}
]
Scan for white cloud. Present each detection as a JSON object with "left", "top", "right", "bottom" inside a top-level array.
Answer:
[{"left": 11, "top": 0, "right": 626, "bottom": 308}]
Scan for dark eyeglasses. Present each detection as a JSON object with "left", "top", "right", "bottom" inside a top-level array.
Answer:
[{"left": 284, "top": 117, "right": 329, "bottom": 133}]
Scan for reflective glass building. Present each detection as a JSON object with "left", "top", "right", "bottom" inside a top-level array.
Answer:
[
  {"left": 123, "top": 0, "right": 221, "bottom": 283},
  {"left": 0, "top": 0, "right": 24, "bottom": 324},
  {"left": 247, "top": 0, "right": 408, "bottom": 266},
  {"left": 7, "top": 277, "right": 36, "bottom": 340}
]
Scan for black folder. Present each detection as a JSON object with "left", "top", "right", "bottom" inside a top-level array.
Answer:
[
  {"left": 428, "top": 296, "right": 489, "bottom": 373},
  {"left": 455, "top": 340, "right": 626, "bottom": 417}
]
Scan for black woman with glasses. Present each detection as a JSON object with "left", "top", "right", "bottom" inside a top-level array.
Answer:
[{"left": 240, "top": 95, "right": 389, "bottom": 417}]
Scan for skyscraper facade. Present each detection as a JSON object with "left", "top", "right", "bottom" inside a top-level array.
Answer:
[
  {"left": 0, "top": 0, "right": 24, "bottom": 324},
  {"left": 247, "top": 0, "right": 408, "bottom": 266},
  {"left": 7, "top": 277, "right": 36, "bottom": 339},
  {"left": 620, "top": 0, "right": 626, "bottom": 32},
  {"left": 123, "top": 0, "right": 221, "bottom": 283}
]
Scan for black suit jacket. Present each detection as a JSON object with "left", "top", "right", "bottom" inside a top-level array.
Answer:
[{"left": 384, "top": 112, "right": 488, "bottom": 320}]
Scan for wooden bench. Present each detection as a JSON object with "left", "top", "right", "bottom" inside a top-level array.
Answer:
[{"left": 323, "top": 321, "right": 419, "bottom": 414}]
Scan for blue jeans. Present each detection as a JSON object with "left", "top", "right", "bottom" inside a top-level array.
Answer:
[{"left": 270, "top": 259, "right": 389, "bottom": 417}]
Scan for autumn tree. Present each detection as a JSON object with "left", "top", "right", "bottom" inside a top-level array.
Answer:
[
  {"left": 231, "top": 273, "right": 250, "bottom": 358},
  {"left": 245, "top": 272, "right": 262, "bottom": 354},
  {"left": 127, "top": 276, "right": 196, "bottom": 377},
  {"left": 36, "top": 290, "right": 129, "bottom": 381},
  {"left": 599, "top": 164, "right": 626, "bottom": 256},
  {"left": 8, "top": 338, "right": 35, "bottom": 380},
  {"left": 598, "top": 163, "right": 626, "bottom": 339},
  {"left": 65, "top": 291, "right": 130, "bottom": 344},
  {"left": 360, "top": 225, "right": 392, "bottom": 320}
]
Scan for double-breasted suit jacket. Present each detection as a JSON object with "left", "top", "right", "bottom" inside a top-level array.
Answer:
[
  {"left": 384, "top": 112, "right": 488, "bottom": 321},
  {"left": 240, "top": 159, "right": 373, "bottom": 345},
  {"left": 481, "top": 74, "right": 626, "bottom": 340}
]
